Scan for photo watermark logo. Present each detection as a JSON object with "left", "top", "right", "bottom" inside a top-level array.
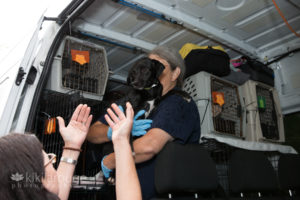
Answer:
[
  {"left": 11, "top": 173, "right": 24, "bottom": 182},
  {"left": 10, "top": 172, "right": 42, "bottom": 189}
]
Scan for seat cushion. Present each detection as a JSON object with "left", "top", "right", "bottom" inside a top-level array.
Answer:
[{"left": 155, "top": 142, "right": 218, "bottom": 194}]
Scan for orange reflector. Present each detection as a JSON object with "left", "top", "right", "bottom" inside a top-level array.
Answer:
[
  {"left": 44, "top": 118, "right": 56, "bottom": 135},
  {"left": 212, "top": 92, "right": 225, "bottom": 107},
  {"left": 71, "top": 50, "right": 90, "bottom": 65}
]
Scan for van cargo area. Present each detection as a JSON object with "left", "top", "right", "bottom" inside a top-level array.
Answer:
[{"left": 0, "top": 0, "right": 300, "bottom": 199}]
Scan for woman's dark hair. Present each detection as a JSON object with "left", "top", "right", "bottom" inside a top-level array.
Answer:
[{"left": 0, "top": 133, "right": 59, "bottom": 200}]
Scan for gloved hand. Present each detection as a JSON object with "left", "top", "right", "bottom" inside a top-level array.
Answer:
[
  {"left": 107, "top": 105, "right": 124, "bottom": 140},
  {"left": 131, "top": 110, "right": 153, "bottom": 137},
  {"left": 101, "top": 155, "right": 112, "bottom": 179}
]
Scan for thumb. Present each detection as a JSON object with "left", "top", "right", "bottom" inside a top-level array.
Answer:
[{"left": 56, "top": 116, "right": 66, "bottom": 131}]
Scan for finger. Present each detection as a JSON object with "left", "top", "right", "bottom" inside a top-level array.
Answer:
[
  {"left": 85, "top": 115, "right": 93, "bottom": 129},
  {"left": 126, "top": 102, "right": 134, "bottom": 119},
  {"left": 134, "top": 110, "right": 146, "bottom": 120},
  {"left": 82, "top": 106, "right": 91, "bottom": 123},
  {"left": 71, "top": 104, "right": 83, "bottom": 121},
  {"left": 77, "top": 104, "right": 88, "bottom": 123},
  {"left": 104, "top": 114, "right": 114, "bottom": 127},
  {"left": 111, "top": 103, "right": 125, "bottom": 120},
  {"left": 132, "top": 124, "right": 151, "bottom": 131},
  {"left": 134, "top": 119, "right": 153, "bottom": 125},
  {"left": 133, "top": 123, "right": 152, "bottom": 130},
  {"left": 107, "top": 107, "right": 119, "bottom": 123},
  {"left": 56, "top": 116, "right": 65, "bottom": 131}
]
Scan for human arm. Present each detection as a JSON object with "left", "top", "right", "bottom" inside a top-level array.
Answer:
[
  {"left": 88, "top": 109, "right": 153, "bottom": 145},
  {"left": 103, "top": 127, "right": 173, "bottom": 169},
  {"left": 55, "top": 104, "right": 93, "bottom": 200},
  {"left": 87, "top": 110, "right": 152, "bottom": 144},
  {"left": 86, "top": 121, "right": 111, "bottom": 144},
  {"left": 105, "top": 102, "right": 142, "bottom": 200}
]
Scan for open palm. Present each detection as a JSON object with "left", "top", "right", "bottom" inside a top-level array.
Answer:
[
  {"left": 57, "top": 104, "right": 93, "bottom": 149},
  {"left": 105, "top": 103, "right": 134, "bottom": 142}
]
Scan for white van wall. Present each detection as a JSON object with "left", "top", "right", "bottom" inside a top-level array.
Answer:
[
  {"left": 0, "top": 21, "right": 60, "bottom": 136},
  {"left": 274, "top": 51, "right": 300, "bottom": 114}
]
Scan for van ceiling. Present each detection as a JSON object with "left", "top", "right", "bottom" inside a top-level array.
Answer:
[{"left": 72, "top": 0, "right": 300, "bottom": 90}]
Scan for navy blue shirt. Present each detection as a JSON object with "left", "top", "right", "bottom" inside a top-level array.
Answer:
[
  {"left": 98, "top": 90, "right": 201, "bottom": 199},
  {"left": 136, "top": 92, "right": 200, "bottom": 199}
]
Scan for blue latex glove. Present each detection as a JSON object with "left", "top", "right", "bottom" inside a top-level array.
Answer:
[
  {"left": 101, "top": 155, "right": 112, "bottom": 178},
  {"left": 131, "top": 110, "right": 153, "bottom": 137},
  {"left": 107, "top": 105, "right": 124, "bottom": 140}
]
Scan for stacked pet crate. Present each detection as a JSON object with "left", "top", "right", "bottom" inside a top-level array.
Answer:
[
  {"left": 46, "top": 36, "right": 109, "bottom": 101},
  {"left": 183, "top": 71, "right": 285, "bottom": 143},
  {"left": 239, "top": 80, "right": 285, "bottom": 142},
  {"left": 183, "top": 71, "right": 245, "bottom": 140},
  {"left": 40, "top": 35, "right": 110, "bottom": 170},
  {"left": 35, "top": 36, "right": 111, "bottom": 199},
  {"left": 183, "top": 71, "right": 285, "bottom": 195}
]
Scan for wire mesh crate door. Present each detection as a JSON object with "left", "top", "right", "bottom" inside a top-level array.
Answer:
[
  {"left": 211, "top": 78, "right": 242, "bottom": 137},
  {"left": 256, "top": 85, "right": 279, "bottom": 140},
  {"left": 35, "top": 90, "right": 106, "bottom": 172},
  {"left": 62, "top": 36, "right": 108, "bottom": 98},
  {"left": 37, "top": 91, "right": 69, "bottom": 168}
]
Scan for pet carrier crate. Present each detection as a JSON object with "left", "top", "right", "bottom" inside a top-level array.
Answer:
[
  {"left": 46, "top": 36, "right": 109, "bottom": 101},
  {"left": 34, "top": 89, "right": 108, "bottom": 199},
  {"left": 35, "top": 89, "right": 107, "bottom": 172},
  {"left": 239, "top": 80, "right": 285, "bottom": 142},
  {"left": 183, "top": 71, "right": 245, "bottom": 141}
]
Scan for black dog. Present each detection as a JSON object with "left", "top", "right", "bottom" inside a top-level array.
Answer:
[{"left": 117, "top": 57, "right": 165, "bottom": 117}]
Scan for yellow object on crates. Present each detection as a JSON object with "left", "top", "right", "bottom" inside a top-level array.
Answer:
[{"left": 179, "top": 43, "right": 226, "bottom": 59}]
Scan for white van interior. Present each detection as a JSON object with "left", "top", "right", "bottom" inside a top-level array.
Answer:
[{"left": 0, "top": 0, "right": 300, "bottom": 199}]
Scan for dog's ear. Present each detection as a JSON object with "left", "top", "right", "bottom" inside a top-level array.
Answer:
[{"left": 151, "top": 59, "right": 165, "bottom": 79}]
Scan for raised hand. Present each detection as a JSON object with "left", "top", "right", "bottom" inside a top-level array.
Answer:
[
  {"left": 106, "top": 105, "right": 124, "bottom": 140},
  {"left": 104, "top": 102, "right": 134, "bottom": 142},
  {"left": 57, "top": 104, "right": 93, "bottom": 149}
]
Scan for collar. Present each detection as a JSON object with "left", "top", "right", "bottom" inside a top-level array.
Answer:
[{"left": 143, "top": 83, "right": 158, "bottom": 90}]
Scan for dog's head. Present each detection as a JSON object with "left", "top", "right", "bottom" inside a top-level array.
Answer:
[{"left": 127, "top": 57, "right": 165, "bottom": 100}]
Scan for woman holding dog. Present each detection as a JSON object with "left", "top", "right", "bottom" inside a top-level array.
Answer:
[{"left": 87, "top": 46, "right": 201, "bottom": 200}]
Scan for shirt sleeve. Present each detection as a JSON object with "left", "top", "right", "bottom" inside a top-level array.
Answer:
[{"left": 150, "top": 95, "right": 199, "bottom": 144}]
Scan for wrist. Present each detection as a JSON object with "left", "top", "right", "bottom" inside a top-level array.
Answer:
[
  {"left": 63, "top": 146, "right": 82, "bottom": 152},
  {"left": 112, "top": 137, "right": 130, "bottom": 147},
  {"left": 62, "top": 149, "right": 80, "bottom": 160},
  {"left": 112, "top": 134, "right": 130, "bottom": 143},
  {"left": 113, "top": 140, "right": 134, "bottom": 157},
  {"left": 63, "top": 142, "right": 81, "bottom": 150},
  {"left": 60, "top": 157, "right": 77, "bottom": 165}
]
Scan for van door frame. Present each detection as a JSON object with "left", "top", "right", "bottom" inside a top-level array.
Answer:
[{"left": 25, "top": 0, "right": 95, "bottom": 132}]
